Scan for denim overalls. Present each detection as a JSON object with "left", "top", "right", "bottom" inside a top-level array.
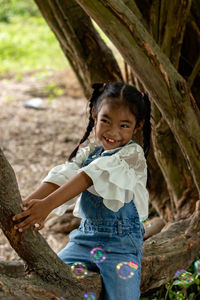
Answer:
[{"left": 58, "top": 145, "right": 145, "bottom": 300}]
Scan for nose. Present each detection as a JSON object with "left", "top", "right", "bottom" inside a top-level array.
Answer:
[{"left": 107, "top": 124, "right": 120, "bottom": 138}]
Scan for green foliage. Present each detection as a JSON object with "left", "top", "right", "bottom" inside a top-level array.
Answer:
[
  {"left": 0, "top": 16, "right": 68, "bottom": 74},
  {"left": 0, "top": 0, "right": 39, "bottom": 22},
  {"left": 0, "top": 0, "right": 68, "bottom": 74}
]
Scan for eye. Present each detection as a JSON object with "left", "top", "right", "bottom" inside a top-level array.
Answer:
[
  {"left": 101, "top": 118, "right": 109, "bottom": 124},
  {"left": 121, "top": 124, "right": 129, "bottom": 128}
]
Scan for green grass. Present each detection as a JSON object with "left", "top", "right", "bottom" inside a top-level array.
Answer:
[{"left": 0, "top": 16, "right": 68, "bottom": 74}]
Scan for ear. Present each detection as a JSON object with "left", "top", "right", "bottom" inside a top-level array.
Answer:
[{"left": 133, "top": 120, "right": 144, "bottom": 134}]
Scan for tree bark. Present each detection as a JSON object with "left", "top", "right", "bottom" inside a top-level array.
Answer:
[
  {"left": 151, "top": 0, "right": 192, "bottom": 69},
  {"left": 34, "top": 0, "right": 123, "bottom": 98},
  {"left": 1, "top": 148, "right": 200, "bottom": 296},
  {"left": 147, "top": 0, "right": 198, "bottom": 219},
  {"left": 141, "top": 200, "right": 200, "bottom": 292},
  {"left": 151, "top": 112, "right": 197, "bottom": 220},
  {"left": 75, "top": 0, "right": 200, "bottom": 196}
]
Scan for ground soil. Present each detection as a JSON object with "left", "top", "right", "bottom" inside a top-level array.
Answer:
[{"left": 0, "top": 68, "right": 88, "bottom": 261}]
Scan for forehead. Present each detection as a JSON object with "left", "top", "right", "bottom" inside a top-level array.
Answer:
[{"left": 98, "top": 98, "right": 135, "bottom": 119}]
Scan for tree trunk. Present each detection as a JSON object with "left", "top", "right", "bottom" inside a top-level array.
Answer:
[
  {"left": 34, "top": 0, "right": 123, "bottom": 98},
  {"left": 1, "top": 148, "right": 200, "bottom": 296},
  {"left": 151, "top": 112, "right": 197, "bottom": 220},
  {"left": 147, "top": 0, "right": 198, "bottom": 220}
]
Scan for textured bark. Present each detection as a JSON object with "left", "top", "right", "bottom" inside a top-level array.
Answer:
[
  {"left": 151, "top": 112, "right": 197, "bottom": 220},
  {"left": 181, "top": 0, "right": 200, "bottom": 106},
  {"left": 150, "top": 0, "right": 192, "bottom": 69},
  {"left": 134, "top": 0, "right": 200, "bottom": 103},
  {"left": 0, "top": 149, "right": 200, "bottom": 296},
  {"left": 34, "top": 0, "right": 123, "bottom": 98},
  {"left": 147, "top": 148, "right": 173, "bottom": 222},
  {"left": 147, "top": 0, "right": 198, "bottom": 220}
]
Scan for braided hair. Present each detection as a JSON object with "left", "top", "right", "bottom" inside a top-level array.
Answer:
[
  {"left": 68, "top": 83, "right": 105, "bottom": 161},
  {"left": 68, "top": 82, "right": 151, "bottom": 161}
]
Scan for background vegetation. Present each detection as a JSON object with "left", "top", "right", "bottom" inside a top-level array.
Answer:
[{"left": 0, "top": 0, "right": 67, "bottom": 74}]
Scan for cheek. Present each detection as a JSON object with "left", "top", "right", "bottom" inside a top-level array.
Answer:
[
  {"left": 95, "top": 123, "right": 102, "bottom": 134},
  {"left": 96, "top": 121, "right": 105, "bottom": 131},
  {"left": 124, "top": 129, "right": 134, "bottom": 137}
]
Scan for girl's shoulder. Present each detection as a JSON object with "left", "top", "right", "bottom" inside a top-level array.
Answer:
[
  {"left": 116, "top": 141, "right": 145, "bottom": 158},
  {"left": 115, "top": 142, "right": 147, "bottom": 171}
]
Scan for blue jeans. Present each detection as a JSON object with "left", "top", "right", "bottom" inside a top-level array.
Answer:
[{"left": 58, "top": 218, "right": 144, "bottom": 300}]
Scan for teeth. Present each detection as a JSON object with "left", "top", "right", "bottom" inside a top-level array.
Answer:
[{"left": 106, "top": 137, "right": 115, "bottom": 142}]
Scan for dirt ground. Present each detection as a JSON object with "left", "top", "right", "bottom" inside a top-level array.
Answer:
[{"left": 0, "top": 68, "right": 89, "bottom": 261}]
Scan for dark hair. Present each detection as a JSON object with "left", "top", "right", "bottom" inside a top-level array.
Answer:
[{"left": 69, "top": 82, "right": 151, "bottom": 161}]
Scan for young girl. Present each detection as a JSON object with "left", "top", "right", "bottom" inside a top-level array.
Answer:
[{"left": 13, "top": 82, "right": 151, "bottom": 300}]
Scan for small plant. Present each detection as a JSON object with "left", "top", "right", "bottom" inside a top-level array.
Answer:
[
  {"left": 141, "top": 256, "right": 200, "bottom": 300},
  {"left": 165, "top": 264, "right": 200, "bottom": 300}
]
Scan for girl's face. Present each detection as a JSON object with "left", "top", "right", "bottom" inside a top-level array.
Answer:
[{"left": 93, "top": 98, "right": 142, "bottom": 150}]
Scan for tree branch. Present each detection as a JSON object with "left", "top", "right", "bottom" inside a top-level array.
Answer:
[
  {"left": 188, "top": 55, "right": 200, "bottom": 88},
  {"left": 159, "top": 0, "right": 192, "bottom": 68}
]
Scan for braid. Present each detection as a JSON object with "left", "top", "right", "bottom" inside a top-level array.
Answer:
[{"left": 68, "top": 83, "right": 105, "bottom": 161}]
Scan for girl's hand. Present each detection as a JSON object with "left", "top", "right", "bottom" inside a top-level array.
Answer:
[{"left": 12, "top": 199, "right": 51, "bottom": 232}]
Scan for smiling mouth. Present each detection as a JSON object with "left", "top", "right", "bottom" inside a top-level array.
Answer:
[{"left": 104, "top": 136, "right": 119, "bottom": 144}]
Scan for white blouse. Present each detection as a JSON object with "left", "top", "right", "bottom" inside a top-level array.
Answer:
[{"left": 42, "top": 141, "right": 149, "bottom": 220}]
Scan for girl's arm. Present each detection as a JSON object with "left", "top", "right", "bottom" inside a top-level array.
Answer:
[
  {"left": 23, "top": 182, "right": 60, "bottom": 202},
  {"left": 13, "top": 171, "right": 92, "bottom": 232}
]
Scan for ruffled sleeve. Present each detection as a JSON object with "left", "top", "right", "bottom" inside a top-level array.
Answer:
[
  {"left": 42, "top": 143, "right": 95, "bottom": 215},
  {"left": 81, "top": 143, "right": 149, "bottom": 220}
]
